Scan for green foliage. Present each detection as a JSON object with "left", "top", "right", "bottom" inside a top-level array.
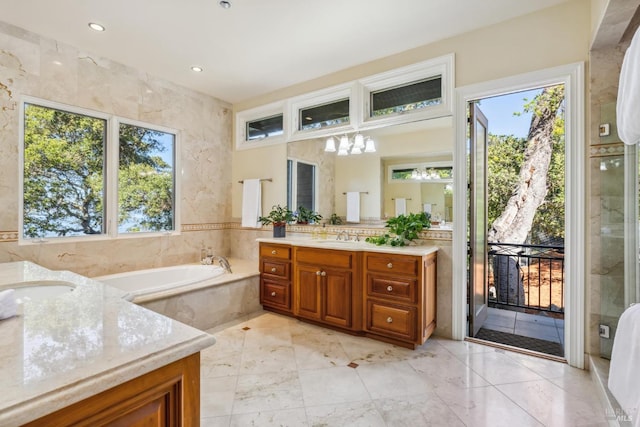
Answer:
[
  {"left": 487, "top": 134, "right": 526, "bottom": 227},
  {"left": 259, "top": 204, "right": 294, "bottom": 225},
  {"left": 294, "top": 206, "right": 322, "bottom": 224},
  {"left": 366, "top": 212, "right": 431, "bottom": 246},
  {"left": 328, "top": 213, "right": 343, "bottom": 225}
]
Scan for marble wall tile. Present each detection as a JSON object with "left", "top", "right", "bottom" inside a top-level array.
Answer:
[{"left": 0, "top": 21, "right": 232, "bottom": 276}]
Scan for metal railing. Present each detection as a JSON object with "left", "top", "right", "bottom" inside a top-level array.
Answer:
[{"left": 487, "top": 242, "right": 564, "bottom": 314}]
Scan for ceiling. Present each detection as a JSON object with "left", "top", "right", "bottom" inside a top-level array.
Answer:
[{"left": 0, "top": 0, "right": 570, "bottom": 104}]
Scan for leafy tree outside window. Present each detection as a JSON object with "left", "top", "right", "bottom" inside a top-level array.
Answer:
[{"left": 22, "top": 101, "right": 177, "bottom": 239}]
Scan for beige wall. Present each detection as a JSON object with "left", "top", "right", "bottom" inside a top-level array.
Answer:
[
  {"left": 232, "top": 0, "right": 590, "bottom": 219},
  {"left": 0, "top": 21, "right": 232, "bottom": 277}
]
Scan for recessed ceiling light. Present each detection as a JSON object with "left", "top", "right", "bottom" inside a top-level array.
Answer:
[
  {"left": 219, "top": 1, "right": 231, "bottom": 9},
  {"left": 88, "top": 22, "right": 106, "bottom": 32},
  {"left": 191, "top": 66, "right": 204, "bottom": 72}
]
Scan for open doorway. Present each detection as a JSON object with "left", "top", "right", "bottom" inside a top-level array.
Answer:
[{"left": 468, "top": 86, "right": 566, "bottom": 358}]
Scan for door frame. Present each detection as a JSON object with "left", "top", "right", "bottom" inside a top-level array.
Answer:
[{"left": 452, "top": 62, "right": 585, "bottom": 368}]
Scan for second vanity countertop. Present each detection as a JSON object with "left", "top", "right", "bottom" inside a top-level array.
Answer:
[
  {"left": 257, "top": 237, "right": 438, "bottom": 256},
  {"left": 0, "top": 261, "right": 216, "bottom": 426}
]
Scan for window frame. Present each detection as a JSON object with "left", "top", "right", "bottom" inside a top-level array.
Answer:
[
  {"left": 287, "top": 157, "right": 318, "bottom": 213},
  {"left": 387, "top": 161, "right": 453, "bottom": 184},
  {"left": 235, "top": 101, "right": 286, "bottom": 150},
  {"left": 19, "top": 96, "right": 181, "bottom": 244}
]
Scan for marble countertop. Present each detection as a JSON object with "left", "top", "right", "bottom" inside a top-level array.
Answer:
[
  {"left": 0, "top": 261, "right": 216, "bottom": 426},
  {"left": 257, "top": 237, "right": 439, "bottom": 256}
]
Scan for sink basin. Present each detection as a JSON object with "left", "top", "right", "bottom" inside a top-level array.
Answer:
[{"left": 1, "top": 281, "right": 76, "bottom": 304}]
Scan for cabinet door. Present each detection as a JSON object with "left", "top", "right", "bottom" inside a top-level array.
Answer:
[
  {"left": 295, "top": 264, "right": 322, "bottom": 320},
  {"left": 323, "top": 268, "right": 352, "bottom": 328}
]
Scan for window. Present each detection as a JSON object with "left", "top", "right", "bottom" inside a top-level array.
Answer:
[
  {"left": 299, "top": 98, "right": 349, "bottom": 131},
  {"left": 21, "top": 99, "right": 178, "bottom": 241},
  {"left": 246, "top": 114, "right": 283, "bottom": 141},
  {"left": 371, "top": 77, "right": 442, "bottom": 117},
  {"left": 388, "top": 162, "right": 453, "bottom": 183},
  {"left": 287, "top": 159, "right": 316, "bottom": 211}
]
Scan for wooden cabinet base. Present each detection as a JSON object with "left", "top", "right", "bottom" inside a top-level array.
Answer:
[{"left": 23, "top": 353, "right": 201, "bottom": 427}]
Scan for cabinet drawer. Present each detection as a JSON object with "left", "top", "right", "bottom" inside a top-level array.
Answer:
[
  {"left": 366, "top": 254, "right": 418, "bottom": 276},
  {"left": 260, "top": 244, "right": 291, "bottom": 260},
  {"left": 261, "top": 279, "right": 290, "bottom": 310},
  {"left": 366, "top": 301, "right": 416, "bottom": 341},
  {"left": 368, "top": 275, "right": 417, "bottom": 302},
  {"left": 261, "top": 260, "right": 290, "bottom": 279},
  {"left": 296, "top": 247, "right": 354, "bottom": 269}
]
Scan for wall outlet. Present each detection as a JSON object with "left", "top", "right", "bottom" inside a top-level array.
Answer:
[{"left": 599, "top": 324, "right": 610, "bottom": 339}]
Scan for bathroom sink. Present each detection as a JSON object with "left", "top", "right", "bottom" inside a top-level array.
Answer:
[{"left": 1, "top": 281, "right": 76, "bottom": 304}]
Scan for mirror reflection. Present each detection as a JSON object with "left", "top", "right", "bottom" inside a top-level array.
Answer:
[{"left": 286, "top": 117, "right": 454, "bottom": 227}]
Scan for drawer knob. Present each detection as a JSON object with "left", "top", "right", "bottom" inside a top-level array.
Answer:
[
  {"left": 386, "top": 285, "right": 393, "bottom": 292},
  {"left": 271, "top": 250, "right": 277, "bottom": 255},
  {"left": 387, "top": 263, "right": 393, "bottom": 269},
  {"left": 271, "top": 291, "right": 276, "bottom": 297},
  {"left": 321, "top": 271, "right": 326, "bottom": 277},
  {"left": 271, "top": 267, "right": 277, "bottom": 273},
  {"left": 386, "top": 316, "right": 393, "bottom": 323},
  {"left": 316, "top": 270, "right": 321, "bottom": 276}
]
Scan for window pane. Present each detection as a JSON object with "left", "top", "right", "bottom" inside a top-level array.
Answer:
[
  {"left": 23, "top": 104, "right": 106, "bottom": 238},
  {"left": 247, "top": 114, "right": 283, "bottom": 140},
  {"left": 371, "top": 77, "right": 442, "bottom": 117},
  {"left": 296, "top": 162, "right": 315, "bottom": 211},
  {"left": 299, "top": 99, "right": 349, "bottom": 130},
  {"left": 118, "top": 123, "right": 175, "bottom": 233}
]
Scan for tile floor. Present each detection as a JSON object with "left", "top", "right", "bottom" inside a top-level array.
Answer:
[
  {"left": 200, "top": 311, "right": 606, "bottom": 426},
  {"left": 483, "top": 307, "right": 565, "bottom": 345}
]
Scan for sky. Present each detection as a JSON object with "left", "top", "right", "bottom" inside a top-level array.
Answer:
[{"left": 477, "top": 88, "right": 542, "bottom": 139}]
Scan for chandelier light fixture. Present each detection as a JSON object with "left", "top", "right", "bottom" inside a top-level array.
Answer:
[{"left": 324, "top": 133, "right": 376, "bottom": 156}]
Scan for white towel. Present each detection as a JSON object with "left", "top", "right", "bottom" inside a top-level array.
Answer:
[
  {"left": 608, "top": 304, "right": 640, "bottom": 427},
  {"left": 0, "top": 289, "right": 17, "bottom": 320},
  {"left": 395, "top": 198, "right": 407, "bottom": 216},
  {"left": 241, "top": 179, "right": 262, "bottom": 228},
  {"left": 608, "top": 303, "right": 640, "bottom": 426},
  {"left": 423, "top": 203, "right": 432, "bottom": 215},
  {"left": 346, "top": 192, "right": 360, "bottom": 223},
  {"left": 617, "top": 26, "right": 640, "bottom": 146}
]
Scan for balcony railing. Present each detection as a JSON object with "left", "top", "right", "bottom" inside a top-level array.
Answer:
[{"left": 487, "top": 242, "right": 564, "bottom": 314}]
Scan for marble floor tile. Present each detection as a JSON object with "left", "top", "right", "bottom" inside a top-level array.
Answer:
[
  {"left": 305, "top": 401, "right": 386, "bottom": 427},
  {"left": 201, "top": 312, "right": 609, "bottom": 426}
]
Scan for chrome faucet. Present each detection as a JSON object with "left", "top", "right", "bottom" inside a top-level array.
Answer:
[
  {"left": 336, "top": 230, "right": 348, "bottom": 241},
  {"left": 212, "top": 255, "right": 232, "bottom": 273}
]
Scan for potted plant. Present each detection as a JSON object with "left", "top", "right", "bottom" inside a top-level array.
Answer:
[
  {"left": 259, "top": 204, "right": 294, "bottom": 238},
  {"left": 294, "top": 206, "right": 322, "bottom": 224},
  {"left": 365, "top": 212, "right": 431, "bottom": 246},
  {"left": 328, "top": 213, "right": 343, "bottom": 225}
]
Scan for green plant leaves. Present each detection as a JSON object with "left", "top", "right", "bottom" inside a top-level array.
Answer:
[{"left": 365, "top": 212, "right": 431, "bottom": 246}]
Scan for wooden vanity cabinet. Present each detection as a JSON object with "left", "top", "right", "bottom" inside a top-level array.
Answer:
[
  {"left": 364, "top": 251, "right": 437, "bottom": 348},
  {"left": 23, "top": 353, "right": 200, "bottom": 427},
  {"left": 259, "top": 243, "right": 292, "bottom": 314},
  {"left": 293, "top": 247, "right": 361, "bottom": 330}
]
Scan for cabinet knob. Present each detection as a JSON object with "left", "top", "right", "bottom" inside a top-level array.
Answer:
[
  {"left": 271, "top": 267, "right": 277, "bottom": 273},
  {"left": 271, "top": 291, "right": 276, "bottom": 297},
  {"left": 386, "top": 317, "right": 393, "bottom": 323},
  {"left": 321, "top": 271, "right": 326, "bottom": 277},
  {"left": 386, "top": 285, "right": 393, "bottom": 292},
  {"left": 387, "top": 263, "right": 393, "bottom": 269},
  {"left": 316, "top": 271, "right": 321, "bottom": 276},
  {"left": 271, "top": 250, "right": 277, "bottom": 255}
]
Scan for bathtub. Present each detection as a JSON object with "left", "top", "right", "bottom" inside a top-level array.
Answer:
[{"left": 94, "top": 261, "right": 261, "bottom": 330}]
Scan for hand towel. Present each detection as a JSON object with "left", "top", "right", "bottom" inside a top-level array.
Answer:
[
  {"left": 395, "top": 198, "right": 407, "bottom": 216},
  {"left": 618, "top": 26, "right": 640, "bottom": 146},
  {"left": 346, "top": 192, "right": 360, "bottom": 223},
  {"left": 241, "top": 179, "right": 262, "bottom": 228},
  {"left": 0, "top": 289, "right": 17, "bottom": 320},
  {"left": 608, "top": 303, "right": 640, "bottom": 426}
]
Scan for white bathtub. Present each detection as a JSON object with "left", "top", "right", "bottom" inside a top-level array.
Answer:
[{"left": 95, "top": 264, "right": 226, "bottom": 300}]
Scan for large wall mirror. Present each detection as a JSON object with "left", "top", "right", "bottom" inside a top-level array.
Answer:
[{"left": 286, "top": 117, "right": 454, "bottom": 226}]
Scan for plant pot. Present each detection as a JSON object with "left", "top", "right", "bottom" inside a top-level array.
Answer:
[{"left": 273, "top": 223, "right": 286, "bottom": 238}]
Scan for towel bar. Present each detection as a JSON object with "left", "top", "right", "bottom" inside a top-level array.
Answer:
[{"left": 238, "top": 178, "right": 272, "bottom": 184}]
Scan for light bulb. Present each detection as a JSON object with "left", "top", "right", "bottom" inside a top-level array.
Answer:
[
  {"left": 364, "top": 137, "right": 376, "bottom": 153},
  {"left": 325, "top": 137, "right": 336, "bottom": 152},
  {"left": 353, "top": 133, "right": 365, "bottom": 149},
  {"left": 338, "top": 135, "right": 349, "bottom": 151}
]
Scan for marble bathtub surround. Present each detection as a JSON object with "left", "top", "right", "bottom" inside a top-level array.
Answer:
[{"left": 0, "top": 261, "right": 215, "bottom": 426}]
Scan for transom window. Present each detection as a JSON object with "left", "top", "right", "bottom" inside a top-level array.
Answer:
[
  {"left": 246, "top": 114, "right": 283, "bottom": 140},
  {"left": 21, "top": 100, "right": 178, "bottom": 241},
  {"left": 299, "top": 98, "right": 350, "bottom": 131},
  {"left": 371, "top": 77, "right": 442, "bottom": 117}
]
